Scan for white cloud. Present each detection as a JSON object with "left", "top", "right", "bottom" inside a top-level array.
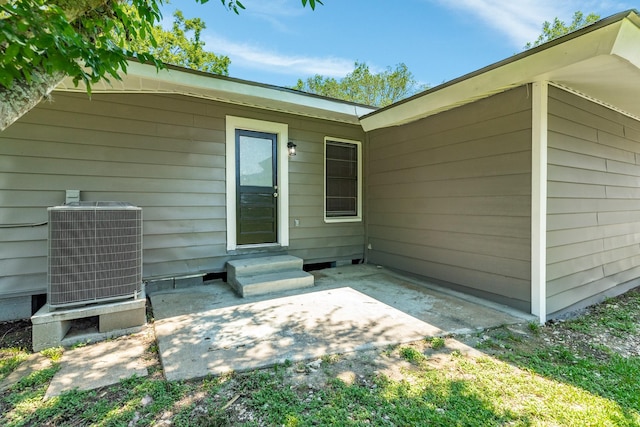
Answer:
[
  {"left": 438, "top": 0, "right": 567, "bottom": 47},
  {"left": 204, "top": 35, "right": 355, "bottom": 78},
  {"left": 435, "top": 0, "right": 632, "bottom": 48}
]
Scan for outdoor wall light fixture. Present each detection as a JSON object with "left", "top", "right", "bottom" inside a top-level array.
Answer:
[{"left": 287, "top": 141, "right": 297, "bottom": 157}]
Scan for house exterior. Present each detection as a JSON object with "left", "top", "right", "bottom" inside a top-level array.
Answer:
[
  {"left": 0, "top": 67, "right": 373, "bottom": 322},
  {"left": 1, "top": 10, "right": 639, "bottom": 323}
]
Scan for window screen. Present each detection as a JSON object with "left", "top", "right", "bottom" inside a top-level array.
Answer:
[{"left": 325, "top": 140, "right": 358, "bottom": 217}]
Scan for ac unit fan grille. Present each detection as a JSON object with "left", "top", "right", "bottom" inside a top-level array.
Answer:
[{"left": 48, "top": 203, "right": 142, "bottom": 307}]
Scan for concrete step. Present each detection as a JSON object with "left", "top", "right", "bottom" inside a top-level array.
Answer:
[
  {"left": 230, "top": 270, "right": 314, "bottom": 297},
  {"left": 226, "top": 255, "right": 314, "bottom": 297},
  {"left": 227, "top": 255, "right": 303, "bottom": 278}
]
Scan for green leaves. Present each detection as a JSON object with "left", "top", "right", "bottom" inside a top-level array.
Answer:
[
  {"left": 220, "top": 0, "right": 322, "bottom": 14},
  {"left": 302, "top": 0, "right": 324, "bottom": 10},
  {"left": 0, "top": 0, "right": 166, "bottom": 91},
  {"left": 294, "top": 62, "right": 427, "bottom": 107},
  {"left": 220, "top": 0, "right": 246, "bottom": 14},
  {"left": 125, "top": 9, "right": 231, "bottom": 76},
  {"left": 525, "top": 11, "right": 600, "bottom": 49}
]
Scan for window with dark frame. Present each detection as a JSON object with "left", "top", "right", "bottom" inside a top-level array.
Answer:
[{"left": 325, "top": 140, "right": 358, "bottom": 218}]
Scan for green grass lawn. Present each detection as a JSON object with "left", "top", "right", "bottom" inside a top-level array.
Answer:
[{"left": 1, "top": 289, "right": 639, "bottom": 426}]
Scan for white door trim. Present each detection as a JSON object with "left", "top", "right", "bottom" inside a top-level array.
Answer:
[
  {"left": 531, "top": 81, "right": 548, "bottom": 324},
  {"left": 225, "top": 116, "right": 289, "bottom": 251}
]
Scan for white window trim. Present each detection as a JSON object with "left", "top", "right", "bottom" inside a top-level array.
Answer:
[
  {"left": 323, "top": 137, "right": 363, "bottom": 223},
  {"left": 225, "top": 116, "right": 289, "bottom": 251}
]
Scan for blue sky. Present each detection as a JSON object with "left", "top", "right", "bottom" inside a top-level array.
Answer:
[{"left": 159, "top": 1, "right": 635, "bottom": 89}]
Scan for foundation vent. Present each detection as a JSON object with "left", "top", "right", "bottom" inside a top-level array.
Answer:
[{"left": 47, "top": 202, "right": 142, "bottom": 308}]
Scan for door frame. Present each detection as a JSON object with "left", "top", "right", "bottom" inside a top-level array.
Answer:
[{"left": 225, "top": 116, "right": 289, "bottom": 251}]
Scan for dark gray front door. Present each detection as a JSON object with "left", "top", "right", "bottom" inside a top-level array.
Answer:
[{"left": 236, "top": 129, "right": 278, "bottom": 245}]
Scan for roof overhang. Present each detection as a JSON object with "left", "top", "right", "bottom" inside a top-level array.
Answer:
[
  {"left": 361, "top": 10, "right": 640, "bottom": 132},
  {"left": 55, "top": 61, "right": 376, "bottom": 125}
]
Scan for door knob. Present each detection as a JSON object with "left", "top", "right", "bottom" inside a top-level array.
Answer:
[{"left": 273, "top": 192, "right": 279, "bottom": 198}]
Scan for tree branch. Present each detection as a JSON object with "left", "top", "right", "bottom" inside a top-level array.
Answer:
[
  {"left": 0, "top": 70, "right": 65, "bottom": 131},
  {"left": 0, "top": 0, "right": 112, "bottom": 131}
]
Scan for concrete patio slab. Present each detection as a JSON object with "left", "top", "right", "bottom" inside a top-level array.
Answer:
[{"left": 150, "top": 265, "right": 534, "bottom": 381}]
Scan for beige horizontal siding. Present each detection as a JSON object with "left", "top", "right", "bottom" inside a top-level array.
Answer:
[
  {"left": 368, "top": 225, "right": 530, "bottom": 261},
  {"left": 368, "top": 152, "right": 531, "bottom": 186},
  {"left": 546, "top": 86, "right": 640, "bottom": 314},
  {"left": 371, "top": 251, "right": 531, "bottom": 305},
  {"left": 368, "top": 212, "right": 531, "bottom": 239},
  {"left": 287, "top": 119, "right": 365, "bottom": 263},
  {"left": 0, "top": 92, "right": 364, "bottom": 299},
  {"left": 367, "top": 86, "right": 533, "bottom": 311}
]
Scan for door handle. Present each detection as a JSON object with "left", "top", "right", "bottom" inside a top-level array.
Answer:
[{"left": 273, "top": 192, "right": 279, "bottom": 198}]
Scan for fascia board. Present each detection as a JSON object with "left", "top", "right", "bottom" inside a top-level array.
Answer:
[
  {"left": 56, "top": 61, "right": 376, "bottom": 125},
  {"left": 360, "top": 21, "right": 624, "bottom": 132}
]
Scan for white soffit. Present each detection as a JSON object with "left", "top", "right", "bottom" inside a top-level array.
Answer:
[
  {"left": 361, "top": 11, "right": 640, "bottom": 131},
  {"left": 56, "top": 61, "right": 375, "bottom": 125},
  {"left": 549, "top": 19, "right": 640, "bottom": 121}
]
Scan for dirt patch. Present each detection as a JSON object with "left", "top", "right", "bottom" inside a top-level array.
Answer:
[
  {"left": 458, "top": 289, "right": 640, "bottom": 361},
  {"left": 0, "top": 320, "right": 31, "bottom": 351}
]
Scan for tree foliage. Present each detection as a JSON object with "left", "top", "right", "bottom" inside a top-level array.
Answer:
[
  {"left": 294, "top": 62, "right": 427, "bottom": 107},
  {"left": 525, "top": 11, "right": 600, "bottom": 49},
  {"left": 126, "top": 10, "right": 230, "bottom": 75},
  {"left": 0, "top": 0, "right": 163, "bottom": 92}
]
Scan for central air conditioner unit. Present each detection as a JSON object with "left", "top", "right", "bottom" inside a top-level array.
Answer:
[{"left": 47, "top": 201, "right": 143, "bottom": 308}]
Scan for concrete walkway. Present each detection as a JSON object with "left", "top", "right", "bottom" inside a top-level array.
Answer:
[
  {"left": 150, "top": 265, "right": 534, "bottom": 381},
  {"left": 0, "top": 328, "right": 152, "bottom": 398},
  {"left": 44, "top": 333, "right": 149, "bottom": 398}
]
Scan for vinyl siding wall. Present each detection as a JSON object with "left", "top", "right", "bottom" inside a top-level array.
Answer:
[
  {"left": 367, "top": 86, "right": 533, "bottom": 310},
  {"left": 0, "top": 92, "right": 364, "bottom": 299},
  {"left": 546, "top": 86, "right": 640, "bottom": 315}
]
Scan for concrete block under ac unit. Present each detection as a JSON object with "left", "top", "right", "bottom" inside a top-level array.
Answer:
[{"left": 31, "top": 295, "right": 146, "bottom": 352}]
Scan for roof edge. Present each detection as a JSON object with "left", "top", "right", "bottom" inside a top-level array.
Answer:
[
  {"left": 153, "top": 60, "right": 378, "bottom": 111},
  {"left": 56, "top": 59, "right": 377, "bottom": 125}
]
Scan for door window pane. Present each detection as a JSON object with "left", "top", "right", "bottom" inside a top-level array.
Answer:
[{"left": 239, "top": 135, "right": 273, "bottom": 187}]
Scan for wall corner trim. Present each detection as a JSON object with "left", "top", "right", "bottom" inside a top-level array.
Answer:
[{"left": 531, "top": 81, "right": 548, "bottom": 323}]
